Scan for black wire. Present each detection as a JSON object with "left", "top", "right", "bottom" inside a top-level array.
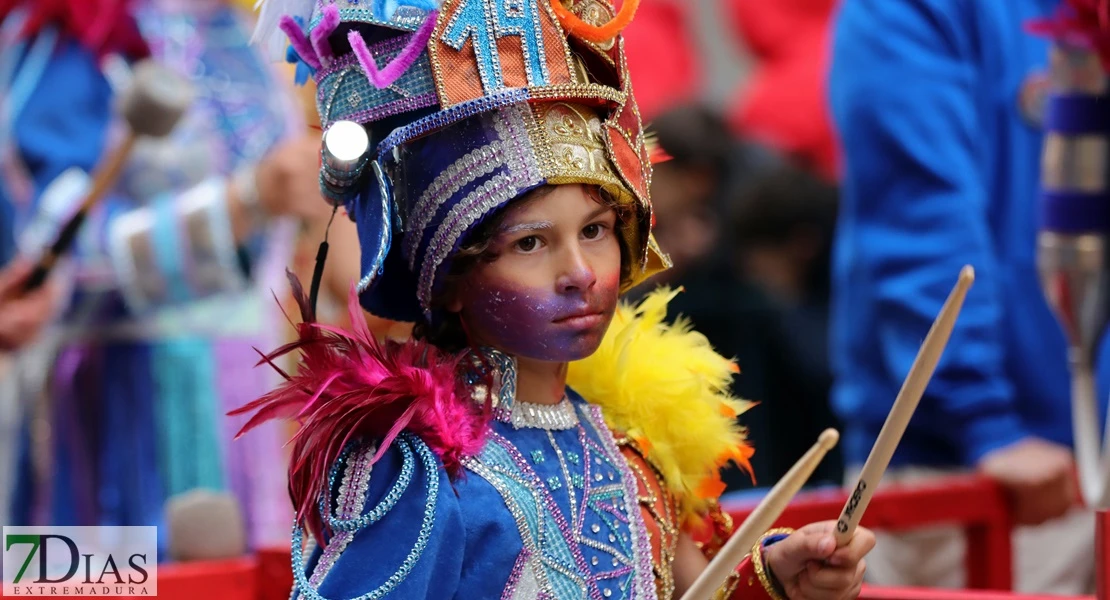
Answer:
[{"left": 308, "top": 205, "right": 339, "bottom": 318}]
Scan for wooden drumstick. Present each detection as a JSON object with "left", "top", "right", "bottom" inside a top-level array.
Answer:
[
  {"left": 680, "top": 428, "right": 840, "bottom": 600},
  {"left": 833, "top": 265, "right": 976, "bottom": 546}
]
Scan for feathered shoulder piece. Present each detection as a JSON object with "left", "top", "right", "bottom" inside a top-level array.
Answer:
[
  {"left": 230, "top": 273, "right": 488, "bottom": 542},
  {"left": 566, "top": 287, "right": 754, "bottom": 526}
]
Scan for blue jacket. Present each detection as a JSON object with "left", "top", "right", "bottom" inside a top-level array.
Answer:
[{"left": 828, "top": 0, "right": 1110, "bottom": 468}]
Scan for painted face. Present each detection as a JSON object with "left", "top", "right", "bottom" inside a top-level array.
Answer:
[{"left": 451, "top": 184, "right": 622, "bottom": 362}]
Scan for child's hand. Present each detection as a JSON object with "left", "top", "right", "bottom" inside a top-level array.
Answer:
[{"left": 762, "top": 521, "right": 875, "bottom": 600}]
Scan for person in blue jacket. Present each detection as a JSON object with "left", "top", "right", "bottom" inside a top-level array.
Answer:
[{"left": 829, "top": 0, "right": 1097, "bottom": 592}]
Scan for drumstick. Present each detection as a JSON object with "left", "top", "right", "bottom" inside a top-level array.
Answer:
[
  {"left": 680, "top": 428, "right": 840, "bottom": 600},
  {"left": 833, "top": 265, "right": 976, "bottom": 546}
]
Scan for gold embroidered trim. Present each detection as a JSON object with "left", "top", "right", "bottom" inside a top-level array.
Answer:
[
  {"left": 616, "top": 436, "right": 680, "bottom": 600},
  {"left": 751, "top": 528, "right": 795, "bottom": 600},
  {"left": 713, "top": 569, "right": 743, "bottom": 600},
  {"left": 527, "top": 83, "right": 625, "bottom": 106}
]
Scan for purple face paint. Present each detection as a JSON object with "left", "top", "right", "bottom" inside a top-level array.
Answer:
[
  {"left": 457, "top": 270, "right": 621, "bottom": 362},
  {"left": 453, "top": 183, "right": 623, "bottom": 362}
]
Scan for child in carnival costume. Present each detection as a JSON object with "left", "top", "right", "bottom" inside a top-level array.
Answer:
[{"left": 237, "top": 0, "right": 876, "bottom": 597}]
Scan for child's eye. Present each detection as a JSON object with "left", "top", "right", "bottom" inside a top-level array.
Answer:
[
  {"left": 582, "top": 223, "right": 608, "bottom": 240},
  {"left": 515, "top": 236, "right": 542, "bottom": 253}
]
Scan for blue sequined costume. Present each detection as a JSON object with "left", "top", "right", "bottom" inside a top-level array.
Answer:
[{"left": 295, "top": 388, "right": 656, "bottom": 600}]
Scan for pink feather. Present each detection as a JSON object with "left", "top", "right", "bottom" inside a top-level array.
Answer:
[
  {"left": 310, "top": 3, "right": 340, "bottom": 65},
  {"left": 347, "top": 10, "right": 438, "bottom": 90},
  {"left": 280, "top": 14, "right": 321, "bottom": 70},
  {"left": 230, "top": 272, "right": 489, "bottom": 543}
]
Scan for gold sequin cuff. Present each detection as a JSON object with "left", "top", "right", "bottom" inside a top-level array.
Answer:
[
  {"left": 713, "top": 567, "right": 744, "bottom": 600},
  {"left": 698, "top": 499, "right": 737, "bottom": 561},
  {"left": 751, "top": 528, "right": 794, "bottom": 600}
]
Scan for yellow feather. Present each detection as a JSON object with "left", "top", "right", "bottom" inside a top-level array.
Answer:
[{"left": 568, "top": 287, "right": 755, "bottom": 524}]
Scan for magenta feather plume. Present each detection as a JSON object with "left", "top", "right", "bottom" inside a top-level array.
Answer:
[
  {"left": 348, "top": 10, "right": 438, "bottom": 89},
  {"left": 229, "top": 272, "right": 489, "bottom": 543}
]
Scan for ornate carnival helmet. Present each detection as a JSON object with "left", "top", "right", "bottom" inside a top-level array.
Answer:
[{"left": 255, "top": 0, "right": 669, "bottom": 322}]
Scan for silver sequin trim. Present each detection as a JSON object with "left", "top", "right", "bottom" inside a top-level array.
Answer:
[
  {"left": 310, "top": 3, "right": 429, "bottom": 32},
  {"left": 507, "top": 398, "right": 579, "bottom": 431},
  {"left": 416, "top": 104, "right": 542, "bottom": 311},
  {"left": 355, "top": 161, "right": 395, "bottom": 294},
  {"left": 308, "top": 443, "right": 376, "bottom": 587},
  {"left": 582, "top": 405, "right": 656, "bottom": 599},
  {"left": 403, "top": 142, "right": 508, "bottom": 267}
]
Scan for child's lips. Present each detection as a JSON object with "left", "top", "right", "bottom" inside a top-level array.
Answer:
[{"left": 552, "top": 309, "right": 606, "bottom": 329}]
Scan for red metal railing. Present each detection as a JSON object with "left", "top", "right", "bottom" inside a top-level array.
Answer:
[
  {"left": 722, "top": 475, "right": 1014, "bottom": 590},
  {"left": 151, "top": 556, "right": 257, "bottom": 600},
  {"left": 146, "top": 475, "right": 1018, "bottom": 599},
  {"left": 860, "top": 587, "right": 1091, "bottom": 600},
  {"left": 1098, "top": 510, "right": 1110, "bottom": 600}
]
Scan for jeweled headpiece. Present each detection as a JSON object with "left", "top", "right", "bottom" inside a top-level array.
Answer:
[{"left": 255, "top": 0, "right": 668, "bottom": 321}]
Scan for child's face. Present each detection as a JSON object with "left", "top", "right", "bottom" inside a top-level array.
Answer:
[{"left": 449, "top": 184, "right": 622, "bottom": 362}]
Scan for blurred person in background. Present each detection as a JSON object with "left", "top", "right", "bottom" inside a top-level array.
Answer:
[
  {"left": 733, "top": 166, "right": 837, "bottom": 325},
  {"left": 0, "top": 0, "right": 327, "bottom": 553},
  {"left": 829, "top": 0, "right": 1096, "bottom": 591},
  {"left": 0, "top": 158, "right": 57, "bottom": 352},
  {"left": 643, "top": 104, "right": 843, "bottom": 490},
  {"left": 0, "top": 260, "right": 57, "bottom": 352},
  {"left": 730, "top": 163, "right": 842, "bottom": 489},
  {"left": 0, "top": 255, "right": 58, "bottom": 531},
  {"left": 647, "top": 106, "right": 735, "bottom": 276}
]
